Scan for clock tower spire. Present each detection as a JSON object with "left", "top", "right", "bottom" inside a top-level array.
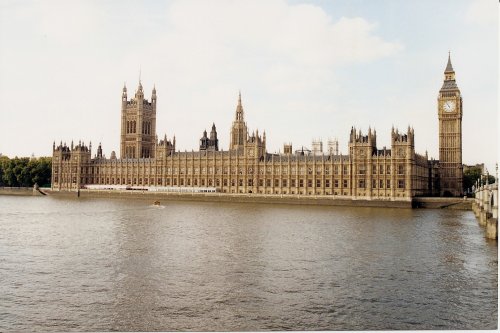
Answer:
[{"left": 438, "top": 52, "right": 463, "bottom": 196}]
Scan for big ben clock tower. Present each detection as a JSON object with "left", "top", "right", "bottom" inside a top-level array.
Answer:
[{"left": 438, "top": 53, "right": 463, "bottom": 196}]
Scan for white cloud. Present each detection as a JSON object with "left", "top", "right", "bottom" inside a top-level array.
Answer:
[
  {"left": 135, "top": 0, "right": 403, "bottom": 151},
  {"left": 0, "top": 0, "right": 402, "bottom": 157}
]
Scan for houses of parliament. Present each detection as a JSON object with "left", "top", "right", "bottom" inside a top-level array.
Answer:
[{"left": 51, "top": 55, "right": 464, "bottom": 199}]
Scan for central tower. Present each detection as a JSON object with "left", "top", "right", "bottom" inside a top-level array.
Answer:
[
  {"left": 120, "top": 81, "right": 157, "bottom": 159},
  {"left": 229, "top": 92, "right": 248, "bottom": 151},
  {"left": 438, "top": 53, "right": 463, "bottom": 196}
]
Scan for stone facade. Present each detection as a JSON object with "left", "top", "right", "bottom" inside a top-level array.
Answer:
[
  {"left": 52, "top": 55, "right": 464, "bottom": 199},
  {"left": 120, "top": 81, "right": 157, "bottom": 159},
  {"left": 438, "top": 54, "right": 463, "bottom": 196}
]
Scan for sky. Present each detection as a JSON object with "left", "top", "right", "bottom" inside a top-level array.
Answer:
[{"left": 0, "top": 0, "right": 498, "bottom": 173}]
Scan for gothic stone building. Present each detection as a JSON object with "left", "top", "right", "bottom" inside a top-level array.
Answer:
[{"left": 51, "top": 55, "right": 464, "bottom": 199}]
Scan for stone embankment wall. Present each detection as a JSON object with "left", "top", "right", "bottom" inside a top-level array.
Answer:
[
  {"left": 1, "top": 187, "right": 477, "bottom": 211},
  {"left": 411, "top": 197, "right": 472, "bottom": 210},
  {"left": 42, "top": 189, "right": 472, "bottom": 210},
  {"left": 46, "top": 189, "right": 414, "bottom": 208},
  {"left": 0, "top": 187, "right": 48, "bottom": 196},
  {"left": 0, "top": 187, "right": 34, "bottom": 196}
]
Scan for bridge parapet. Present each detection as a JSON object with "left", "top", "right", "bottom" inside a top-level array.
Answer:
[{"left": 473, "top": 165, "right": 498, "bottom": 239}]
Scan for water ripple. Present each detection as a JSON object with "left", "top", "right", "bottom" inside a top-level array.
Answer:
[{"left": 0, "top": 196, "right": 497, "bottom": 331}]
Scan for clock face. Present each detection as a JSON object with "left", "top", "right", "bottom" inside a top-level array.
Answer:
[{"left": 443, "top": 100, "right": 456, "bottom": 112}]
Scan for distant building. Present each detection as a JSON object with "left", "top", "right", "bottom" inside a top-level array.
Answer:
[
  {"left": 283, "top": 143, "right": 293, "bottom": 155},
  {"left": 311, "top": 139, "right": 323, "bottom": 155},
  {"left": 327, "top": 138, "right": 339, "bottom": 155},
  {"left": 52, "top": 55, "right": 465, "bottom": 198}
]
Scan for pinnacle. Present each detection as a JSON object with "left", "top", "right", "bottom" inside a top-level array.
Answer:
[{"left": 445, "top": 52, "right": 454, "bottom": 73}]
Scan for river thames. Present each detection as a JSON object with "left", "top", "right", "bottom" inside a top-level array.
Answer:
[{"left": 0, "top": 195, "right": 497, "bottom": 331}]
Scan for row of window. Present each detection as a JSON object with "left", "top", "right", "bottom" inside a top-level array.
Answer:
[
  {"left": 359, "top": 164, "right": 405, "bottom": 175},
  {"left": 358, "top": 179, "right": 405, "bottom": 189},
  {"left": 82, "top": 177, "right": 405, "bottom": 190},
  {"left": 77, "top": 164, "right": 407, "bottom": 176}
]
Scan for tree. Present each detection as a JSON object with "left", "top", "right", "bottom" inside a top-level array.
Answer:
[
  {"left": 0, "top": 155, "right": 9, "bottom": 186},
  {"left": 463, "top": 166, "right": 495, "bottom": 193},
  {"left": 31, "top": 157, "right": 52, "bottom": 187},
  {"left": 0, "top": 156, "right": 52, "bottom": 187}
]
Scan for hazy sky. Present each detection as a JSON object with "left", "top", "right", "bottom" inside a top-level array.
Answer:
[{"left": 0, "top": 0, "right": 498, "bottom": 172}]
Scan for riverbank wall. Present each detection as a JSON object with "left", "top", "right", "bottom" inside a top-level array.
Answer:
[
  {"left": 0, "top": 188, "right": 475, "bottom": 210},
  {"left": 411, "top": 197, "right": 472, "bottom": 210},
  {"left": 48, "top": 189, "right": 414, "bottom": 208},
  {"left": 0, "top": 187, "right": 475, "bottom": 210},
  {"left": 0, "top": 187, "right": 48, "bottom": 196},
  {"left": 55, "top": 188, "right": 425, "bottom": 208}
]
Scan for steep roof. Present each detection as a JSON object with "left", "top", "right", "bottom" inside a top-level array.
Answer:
[{"left": 444, "top": 53, "right": 454, "bottom": 73}]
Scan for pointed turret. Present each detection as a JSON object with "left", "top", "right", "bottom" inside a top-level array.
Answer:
[
  {"left": 122, "top": 83, "right": 127, "bottom": 99},
  {"left": 135, "top": 78, "right": 144, "bottom": 100},
  {"left": 444, "top": 52, "right": 454, "bottom": 73},
  {"left": 152, "top": 84, "right": 157, "bottom": 103},
  {"left": 442, "top": 52, "right": 457, "bottom": 85},
  {"left": 97, "top": 142, "right": 103, "bottom": 158},
  {"left": 210, "top": 123, "right": 217, "bottom": 141},
  {"left": 235, "top": 91, "right": 244, "bottom": 121},
  {"left": 230, "top": 91, "right": 248, "bottom": 150}
]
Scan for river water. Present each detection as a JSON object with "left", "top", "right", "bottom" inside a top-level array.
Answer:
[{"left": 0, "top": 195, "right": 497, "bottom": 331}]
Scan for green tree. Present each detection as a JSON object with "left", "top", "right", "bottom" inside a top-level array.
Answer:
[
  {"left": 0, "top": 156, "right": 52, "bottom": 187},
  {"left": 3, "top": 158, "right": 18, "bottom": 186},
  {"left": 15, "top": 157, "right": 31, "bottom": 186},
  {"left": 31, "top": 157, "right": 52, "bottom": 187},
  {"left": 464, "top": 166, "right": 495, "bottom": 193},
  {"left": 0, "top": 155, "right": 9, "bottom": 186}
]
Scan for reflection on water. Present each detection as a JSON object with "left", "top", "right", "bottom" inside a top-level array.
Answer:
[{"left": 0, "top": 196, "right": 497, "bottom": 331}]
